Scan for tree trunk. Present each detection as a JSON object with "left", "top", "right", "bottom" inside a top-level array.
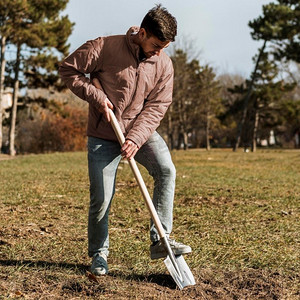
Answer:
[
  {"left": 9, "top": 43, "right": 21, "bottom": 156},
  {"left": 167, "top": 107, "right": 174, "bottom": 150},
  {"left": 0, "top": 36, "right": 6, "bottom": 151},
  {"left": 206, "top": 99, "right": 211, "bottom": 151},
  {"left": 177, "top": 124, "right": 183, "bottom": 150},
  {"left": 176, "top": 97, "right": 188, "bottom": 150},
  {"left": 183, "top": 131, "right": 188, "bottom": 150},
  {"left": 295, "top": 131, "right": 299, "bottom": 149},
  {"left": 233, "top": 40, "right": 267, "bottom": 151},
  {"left": 251, "top": 103, "right": 260, "bottom": 152},
  {"left": 193, "top": 127, "right": 200, "bottom": 148}
]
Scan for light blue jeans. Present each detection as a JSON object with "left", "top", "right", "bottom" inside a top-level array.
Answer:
[{"left": 87, "top": 131, "right": 176, "bottom": 257}]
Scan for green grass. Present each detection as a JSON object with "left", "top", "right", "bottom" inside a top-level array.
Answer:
[{"left": 0, "top": 149, "right": 299, "bottom": 299}]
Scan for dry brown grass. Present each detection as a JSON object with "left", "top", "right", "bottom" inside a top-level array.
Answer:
[{"left": 0, "top": 149, "right": 299, "bottom": 299}]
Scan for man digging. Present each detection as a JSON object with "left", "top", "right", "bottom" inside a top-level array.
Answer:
[{"left": 59, "top": 4, "right": 191, "bottom": 276}]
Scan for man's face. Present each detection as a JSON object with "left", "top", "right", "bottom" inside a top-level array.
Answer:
[{"left": 139, "top": 30, "right": 170, "bottom": 58}]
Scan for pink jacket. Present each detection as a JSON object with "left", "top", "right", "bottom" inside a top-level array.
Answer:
[{"left": 58, "top": 27, "right": 174, "bottom": 148}]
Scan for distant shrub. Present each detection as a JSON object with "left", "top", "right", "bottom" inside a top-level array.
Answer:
[{"left": 17, "top": 105, "right": 88, "bottom": 153}]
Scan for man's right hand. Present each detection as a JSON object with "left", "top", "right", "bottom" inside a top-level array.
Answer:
[{"left": 99, "top": 97, "right": 114, "bottom": 122}]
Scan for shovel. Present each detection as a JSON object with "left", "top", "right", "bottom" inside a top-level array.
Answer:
[{"left": 108, "top": 108, "right": 196, "bottom": 289}]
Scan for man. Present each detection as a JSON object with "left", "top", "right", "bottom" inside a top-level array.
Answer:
[{"left": 59, "top": 4, "right": 191, "bottom": 276}]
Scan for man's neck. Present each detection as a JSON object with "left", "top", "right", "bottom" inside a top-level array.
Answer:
[{"left": 138, "top": 49, "right": 146, "bottom": 62}]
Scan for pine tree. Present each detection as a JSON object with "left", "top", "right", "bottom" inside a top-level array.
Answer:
[
  {"left": 249, "top": 0, "right": 300, "bottom": 63},
  {"left": 230, "top": 49, "right": 295, "bottom": 151},
  {"left": 233, "top": 0, "right": 299, "bottom": 151},
  {"left": 246, "top": 0, "right": 300, "bottom": 150}
]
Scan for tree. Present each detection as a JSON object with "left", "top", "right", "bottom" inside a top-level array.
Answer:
[
  {"left": 233, "top": 40, "right": 267, "bottom": 151},
  {"left": 0, "top": 0, "right": 73, "bottom": 155},
  {"left": 173, "top": 50, "right": 191, "bottom": 149},
  {"left": 217, "top": 73, "right": 245, "bottom": 147},
  {"left": 249, "top": 0, "right": 300, "bottom": 64},
  {"left": 196, "top": 65, "right": 221, "bottom": 150},
  {"left": 169, "top": 49, "right": 204, "bottom": 149},
  {"left": 165, "top": 49, "right": 222, "bottom": 150},
  {"left": 0, "top": 36, "right": 5, "bottom": 150},
  {"left": 278, "top": 98, "right": 300, "bottom": 147},
  {"left": 247, "top": 0, "right": 300, "bottom": 150},
  {"left": 250, "top": 51, "right": 295, "bottom": 151},
  {"left": 0, "top": 0, "right": 27, "bottom": 151},
  {"left": 229, "top": 49, "right": 295, "bottom": 151},
  {"left": 168, "top": 49, "right": 195, "bottom": 149},
  {"left": 232, "top": 0, "right": 300, "bottom": 151}
]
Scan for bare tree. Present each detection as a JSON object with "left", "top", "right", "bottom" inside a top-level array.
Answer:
[
  {"left": 8, "top": 43, "right": 20, "bottom": 155},
  {"left": 233, "top": 40, "right": 267, "bottom": 151},
  {"left": 0, "top": 36, "right": 6, "bottom": 150}
]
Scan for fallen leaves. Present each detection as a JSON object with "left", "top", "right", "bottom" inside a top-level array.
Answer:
[{"left": 85, "top": 271, "right": 99, "bottom": 283}]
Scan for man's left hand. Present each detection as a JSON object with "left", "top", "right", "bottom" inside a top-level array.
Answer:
[{"left": 121, "top": 139, "right": 139, "bottom": 160}]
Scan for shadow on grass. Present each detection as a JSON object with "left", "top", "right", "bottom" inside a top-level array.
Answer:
[
  {"left": 110, "top": 271, "right": 177, "bottom": 289},
  {"left": 0, "top": 259, "right": 177, "bottom": 289},
  {"left": 0, "top": 259, "right": 88, "bottom": 273}
]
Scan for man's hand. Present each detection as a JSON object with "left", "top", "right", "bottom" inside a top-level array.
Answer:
[
  {"left": 99, "top": 97, "right": 114, "bottom": 122},
  {"left": 121, "top": 139, "right": 139, "bottom": 160}
]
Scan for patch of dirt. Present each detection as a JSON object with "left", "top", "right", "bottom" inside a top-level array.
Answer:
[
  {"left": 0, "top": 264, "right": 297, "bottom": 299},
  {"left": 194, "top": 268, "right": 295, "bottom": 300}
]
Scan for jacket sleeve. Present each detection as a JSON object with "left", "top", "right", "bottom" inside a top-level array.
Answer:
[
  {"left": 58, "top": 38, "right": 107, "bottom": 110},
  {"left": 126, "top": 59, "right": 174, "bottom": 148}
]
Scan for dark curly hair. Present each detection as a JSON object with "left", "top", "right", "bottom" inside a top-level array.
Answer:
[{"left": 140, "top": 4, "right": 177, "bottom": 42}]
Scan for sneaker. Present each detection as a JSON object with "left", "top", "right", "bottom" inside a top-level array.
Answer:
[
  {"left": 150, "top": 238, "right": 192, "bottom": 260},
  {"left": 91, "top": 253, "right": 108, "bottom": 275}
]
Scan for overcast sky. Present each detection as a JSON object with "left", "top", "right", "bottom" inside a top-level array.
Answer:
[{"left": 63, "top": 0, "right": 271, "bottom": 77}]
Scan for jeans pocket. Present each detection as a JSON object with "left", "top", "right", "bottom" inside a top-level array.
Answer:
[
  {"left": 88, "top": 137, "right": 121, "bottom": 158},
  {"left": 88, "top": 137, "right": 102, "bottom": 153}
]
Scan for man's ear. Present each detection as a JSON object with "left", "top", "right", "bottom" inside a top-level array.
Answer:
[{"left": 138, "top": 28, "right": 147, "bottom": 40}]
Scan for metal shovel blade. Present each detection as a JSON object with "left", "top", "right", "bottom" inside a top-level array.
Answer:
[{"left": 164, "top": 255, "right": 196, "bottom": 290}]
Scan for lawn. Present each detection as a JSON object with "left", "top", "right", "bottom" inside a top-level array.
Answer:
[{"left": 0, "top": 149, "right": 299, "bottom": 299}]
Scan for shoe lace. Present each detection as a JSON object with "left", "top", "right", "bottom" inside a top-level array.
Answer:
[{"left": 93, "top": 253, "right": 107, "bottom": 262}]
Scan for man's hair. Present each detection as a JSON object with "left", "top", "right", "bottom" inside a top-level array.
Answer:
[{"left": 141, "top": 4, "right": 177, "bottom": 42}]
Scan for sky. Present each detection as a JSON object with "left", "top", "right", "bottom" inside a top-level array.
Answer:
[{"left": 63, "top": 0, "right": 271, "bottom": 78}]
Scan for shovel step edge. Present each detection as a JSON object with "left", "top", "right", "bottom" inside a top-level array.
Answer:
[{"left": 164, "top": 255, "right": 196, "bottom": 290}]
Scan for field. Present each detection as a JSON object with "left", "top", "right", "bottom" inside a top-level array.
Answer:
[{"left": 0, "top": 149, "right": 299, "bottom": 299}]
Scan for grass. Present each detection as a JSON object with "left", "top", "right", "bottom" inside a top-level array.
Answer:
[{"left": 0, "top": 149, "right": 299, "bottom": 299}]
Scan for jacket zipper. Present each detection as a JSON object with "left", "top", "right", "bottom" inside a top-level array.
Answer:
[{"left": 123, "top": 62, "right": 141, "bottom": 118}]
